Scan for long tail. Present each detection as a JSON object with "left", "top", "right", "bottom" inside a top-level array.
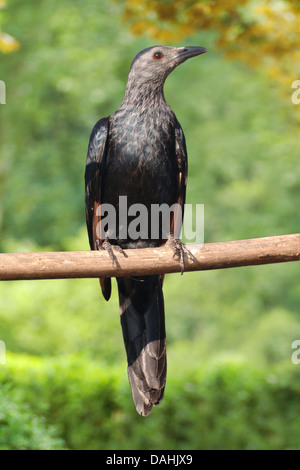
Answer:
[{"left": 117, "top": 275, "right": 166, "bottom": 416}]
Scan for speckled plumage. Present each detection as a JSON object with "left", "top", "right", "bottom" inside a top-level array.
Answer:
[{"left": 85, "top": 45, "right": 206, "bottom": 416}]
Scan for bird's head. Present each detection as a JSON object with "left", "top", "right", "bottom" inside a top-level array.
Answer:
[
  {"left": 129, "top": 46, "right": 207, "bottom": 84},
  {"left": 124, "top": 45, "right": 207, "bottom": 100}
]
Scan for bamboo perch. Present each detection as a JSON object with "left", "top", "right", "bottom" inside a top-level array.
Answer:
[{"left": 0, "top": 234, "right": 299, "bottom": 281}]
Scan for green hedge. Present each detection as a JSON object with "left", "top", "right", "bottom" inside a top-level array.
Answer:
[
  {"left": 0, "top": 354, "right": 300, "bottom": 450},
  {"left": 0, "top": 383, "right": 63, "bottom": 450}
]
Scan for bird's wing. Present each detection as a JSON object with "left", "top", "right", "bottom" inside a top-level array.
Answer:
[
  {"left": 85, "top": 117, "right": 111, "bottom": 300},
  {"left": 174, "top": 121, "right": 188, "bottom": 238},
  {"left": 161, "top": 122, "right": 187, "bottom": 288}
]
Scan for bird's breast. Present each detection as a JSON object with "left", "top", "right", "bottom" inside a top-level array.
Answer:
[{"left": 102, "top": 111, "right": 178, "bottom": 208}]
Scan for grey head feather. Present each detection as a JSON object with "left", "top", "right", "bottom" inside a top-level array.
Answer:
[{"left": 122, "top": 45, "right": 207, "bottom": 107}]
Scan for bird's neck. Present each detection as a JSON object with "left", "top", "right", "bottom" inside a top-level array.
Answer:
[{"left": 121, "top": 80, "right": 167, "bottom": 110}]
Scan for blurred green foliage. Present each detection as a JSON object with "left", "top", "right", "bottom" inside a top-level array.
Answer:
[
  {"left": 1, "top": 354, "right": 300, "bottom": 450},
  {"left": 0, "top": 0, "right": 299, "bottom": 450},
  {"left": 0, "top": 382, "right": 63, "bottom": 450}
]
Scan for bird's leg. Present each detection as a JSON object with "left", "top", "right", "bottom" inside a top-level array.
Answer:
[
  {"left": 166, "top": 234, "right": 197, "bottom": 275},
  {"left": 95, "top": 237, "right": 127, "bottom": 267}
]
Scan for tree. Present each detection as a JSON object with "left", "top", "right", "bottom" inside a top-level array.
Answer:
[{"left": 122, "top": 0, "right": 300, "bottom": 85}]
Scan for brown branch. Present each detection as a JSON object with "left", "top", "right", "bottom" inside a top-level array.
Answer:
[{"left": 0, "top": 234, "right": 299, "bottom": 281}]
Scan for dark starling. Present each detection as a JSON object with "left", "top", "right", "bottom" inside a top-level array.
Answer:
[{"left": 85, "top": 45, "right": 207, "bottom": 416}]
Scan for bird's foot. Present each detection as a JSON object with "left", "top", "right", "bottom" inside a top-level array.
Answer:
[
  {"left": 95, "top": 237, "right": 127, "bottom": 267},
  {"left": 166, "top": 235, "right": 197, "bottom": 275}
]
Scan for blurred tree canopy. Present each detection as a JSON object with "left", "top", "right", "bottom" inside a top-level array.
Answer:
[
  {"left": 123, "top": 0, "right": 300, "bottom": 85},
  {"left": 3, "top": 0, "right": 300, "bottom": 86},
  {"left": 0, "top": 0, "right": 299, "bottom": 248}
]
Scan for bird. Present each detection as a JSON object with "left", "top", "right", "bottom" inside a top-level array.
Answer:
[{"left": 85, "top": 45, "right": 207, "bottom": 416}]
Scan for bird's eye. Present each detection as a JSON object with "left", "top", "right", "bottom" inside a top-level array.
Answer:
[{"left": 153, "top": 52, "right": 163, "bottom": 60}]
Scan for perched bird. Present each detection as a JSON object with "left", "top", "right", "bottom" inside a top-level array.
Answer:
[{"left": 85, "top": 45, "right": 207, "bottom": 416}]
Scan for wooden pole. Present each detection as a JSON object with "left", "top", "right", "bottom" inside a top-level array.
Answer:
[{"left": 0, "top": 234, "right": 298, "bottom": 281}]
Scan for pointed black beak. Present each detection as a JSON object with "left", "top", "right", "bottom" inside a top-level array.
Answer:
[{"left": 177, "top": 46, "right": 207, "bottom": 64}]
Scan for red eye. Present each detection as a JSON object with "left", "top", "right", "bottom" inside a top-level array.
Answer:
[{"left": 153, "top": 52, "right": 163, "bottom": 60}]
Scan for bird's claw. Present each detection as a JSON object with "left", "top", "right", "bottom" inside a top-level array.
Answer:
[
  {"left": 167, "top": 236, "right": 197, "bottom": 275},
  {"left": 95, "top": 237, "right": 127, "bottom": 267}
]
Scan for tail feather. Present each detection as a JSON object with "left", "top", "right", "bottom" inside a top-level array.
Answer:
[{"left": 117, "top": 275, "right": 166, "bottom": 416}]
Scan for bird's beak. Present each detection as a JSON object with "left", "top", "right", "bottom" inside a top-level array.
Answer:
[{"left": 177, "top": 46, "right": 207, "bottom": 64}]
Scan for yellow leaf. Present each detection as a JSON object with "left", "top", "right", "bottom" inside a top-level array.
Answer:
[
  {"left": 0, "top": 31, "right": 20, "bottom": 53},
  {"left": 127, "top": 0, "right": 144, "bottom": 7}
]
